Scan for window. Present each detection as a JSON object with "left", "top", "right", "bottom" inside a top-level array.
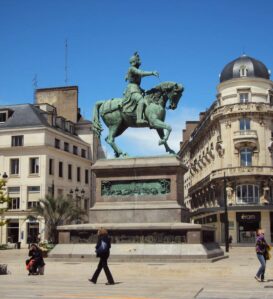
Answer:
[
  {"left": 240, "top": 66, "right": 248, "bottom": 77},
  {"left": 10, "top": 158, "right": 19, "bottom": 175},
  {"left": 85, "top": 169, "right": 89, "bottom": 184},
  {"left": 27, "top": 201, "right": 39, "bottom": 209},
  {"left": 49, "top": 158, "right": 54, "bottom": 175},
  {"left": 27, "top": 186, "right": 40, "bottom": 209},
  {"left": 239, "top": 93, "right": 249, "bottom": 103},
  {"left": 73, "top": 146, "right": 78, "bottom": 155},
  {"left": 55, "top": 138, "right": 60, "bottom": 149},
  {"left": 30, "top": 158, "right": 39, "bottom": 174},
  {"left": 81, "top": 149, "right": 86, "bottom": 158},
  {"left": 11, "top": 135, "right": 24, "bottom": 146},
  {"left": 59, "top": 161, "right": 63, "bottom": 178},
  {"left": 27, "top": 186, "right": 40, "bottom": 192},
  {"left": 240, "top": 148, "right": 252, "bottom": 166},
  {"left": 8, "top": 197, "right": 20, "bottom": 210},
  {"left": 0, "top": 112, "right": 7, "bottom": 122},
  {"left": 236, "top": 185, "right": 259, "bottom": 204},
  {"left": 77, "top": 167, "right": 81, "bottom": 182},
  {"left": 240, "top": 118, "right": 250, "bottom": 130},
  {"left": 68, "top": 164, "right": 72, "bottom": 180},
  {"left": 8, "top": 187, "right": 20, "bottom": 193},
  {"left": 270, "top": 93, "right": 273, "bottom": 105},
  {"left": 64, "top": 142, "right": 69, "bottom": 152}
]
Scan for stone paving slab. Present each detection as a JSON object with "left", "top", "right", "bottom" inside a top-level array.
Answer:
[{"left": 0, "top": 247, "right": 273, "bottom": 299}]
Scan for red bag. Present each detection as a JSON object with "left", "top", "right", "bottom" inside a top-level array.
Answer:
[{"left": 26, "top": 259, "right": 35, "bottom": 271}]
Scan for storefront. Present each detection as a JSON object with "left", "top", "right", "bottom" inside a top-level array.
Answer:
[
  {"left": 7, "top": 219, "right": 19, "bottom": 243},
  {"left": 27, "top": 222, "right": 39, "bottom": 243},
  {"left": 236, "top": 212, "right": 260, "bottom": 243}
]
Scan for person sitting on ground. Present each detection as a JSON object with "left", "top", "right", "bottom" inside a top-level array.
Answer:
[{"left": 26, "top": 243, "right": 45, "bottom": 275}]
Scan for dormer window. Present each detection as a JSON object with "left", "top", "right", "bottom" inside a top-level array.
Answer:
[
  {"left": 0, "top": 111, "right": 7, "bottom": 122},
  {"left": 240, "top": 66, "right": 248, "bottom": 77},
  {"left": 269, "top": 91, "right": 273, "bottom": 105}
]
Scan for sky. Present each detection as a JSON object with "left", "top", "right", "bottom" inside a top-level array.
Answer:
[{"left": 0, "top": 0, "right": 273, "bottom": 157}]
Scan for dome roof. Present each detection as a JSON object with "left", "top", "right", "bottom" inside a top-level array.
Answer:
[{"left": 220, "top": 55, "right": 270, "bottom": 83}]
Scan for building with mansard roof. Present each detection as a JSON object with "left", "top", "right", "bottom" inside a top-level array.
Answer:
[
  {"left": 179, "top": 55, "right": 273, "bottom": 244},
  {"left": 0, "top": 86, "right": 104, "bottom": 247}
]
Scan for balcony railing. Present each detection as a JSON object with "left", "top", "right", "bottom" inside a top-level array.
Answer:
[
  {"left": 212, "top": 102, "right": 273, "bottom": 120},
  {"left": 233, "top": 130, "right": 258, "bottom": 149},
  {"left": 211, "top": 166, "right": 273, "bottom": 179}
]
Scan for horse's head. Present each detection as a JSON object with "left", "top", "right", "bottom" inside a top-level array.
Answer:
[{"left": 154, "top": 82, "right": 184, "bottom": 110}]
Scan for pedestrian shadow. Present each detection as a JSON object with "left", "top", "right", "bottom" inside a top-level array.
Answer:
[
  {"left": 264, "top": 286, "right": 273, "bottom": 288},
  {"left": 266, "top": 279, "right": 273, "bottom": 282},
  {"left": 96, "top": 282, "right": 123, "bottom": 285}
]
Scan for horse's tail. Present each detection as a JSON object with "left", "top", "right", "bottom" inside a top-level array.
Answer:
[{"left": 92, "top": 101, "right": 104, "bottom": 137}]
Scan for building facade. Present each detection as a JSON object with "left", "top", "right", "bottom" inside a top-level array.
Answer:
[
  {"left": 0, "top": 86, "right": 104, "bottom": 246},
  {"left": 179, "top": 55, "right": 273, "bottom": 244}
]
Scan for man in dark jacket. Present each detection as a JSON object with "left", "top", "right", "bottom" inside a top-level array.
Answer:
[{"left": 89, "top": 228, "right": 115, "bottom": 285}]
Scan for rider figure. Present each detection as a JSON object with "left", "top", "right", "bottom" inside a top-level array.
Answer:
[{"left": 124, "top": 52, "right": 159, "bottom": 124}]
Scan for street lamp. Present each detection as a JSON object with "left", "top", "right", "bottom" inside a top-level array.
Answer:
[
  {"left": 223, "top": 172, "right": 229, "bottom": 253},
  {"left": 2, "top": 172, "right": 8, "bottom": 179},
  {"left": 69, "top": 187, "right": 85, "bottom": 224},
  {"left": 0, "top": 172, "right": 8, "bottom": 245}
]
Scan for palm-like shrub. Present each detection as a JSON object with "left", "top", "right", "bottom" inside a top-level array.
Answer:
[
  {"left": 32, "top": 195, "right": 87, "bottom": 244},
  {"left": 0, "top": 179, "right": 10, "bottom": 227}
]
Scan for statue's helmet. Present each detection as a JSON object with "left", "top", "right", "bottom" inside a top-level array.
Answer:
[{"left": 130, "top": 52, "right": 141, "bottom": 65}]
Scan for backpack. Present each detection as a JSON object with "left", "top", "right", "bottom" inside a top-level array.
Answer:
[{"left": 96, "top": 240, "right": 108, "bottom": 255}]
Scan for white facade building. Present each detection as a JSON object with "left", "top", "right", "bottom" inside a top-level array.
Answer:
[
  {"left": 0, "top": 86, "right": 103, "bottom": 246},
  {"left": 180, "top": 55, "right": 273, "bottom": 244}
]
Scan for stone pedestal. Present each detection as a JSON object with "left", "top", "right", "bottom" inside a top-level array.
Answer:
[
  {"left": 54, "top": 155, "right": 225, "bottom": 261},
  {"left": 89, "top": 155, "right": 188, "bottom": 223}
]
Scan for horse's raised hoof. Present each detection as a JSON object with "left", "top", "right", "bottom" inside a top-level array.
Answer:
[{"left": 158, "top": 139, "right": 166, "bottom": 146}]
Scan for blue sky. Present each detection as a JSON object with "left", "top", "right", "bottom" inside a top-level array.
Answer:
[{"left": 0, "top": 0, "right": 273, "bottom": 157}]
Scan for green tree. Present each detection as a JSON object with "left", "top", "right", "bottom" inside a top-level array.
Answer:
[
  {"left": 32, "top": 195, "right": 87, "bottom": 244},
  {"left": 0, "top": 178, "right": 10, "bottom": 227}
]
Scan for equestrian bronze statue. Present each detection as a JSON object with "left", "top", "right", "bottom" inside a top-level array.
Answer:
[{"left": 92, "top": 52, "right": 184, "bottom": 157}]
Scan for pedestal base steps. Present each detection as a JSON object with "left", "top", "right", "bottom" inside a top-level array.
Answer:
[
  {"left": 49, "top": 243, "right": 225, "bottom": 262},
  {"left": 53, "top": 222, "right": 225, "bottom": 262}
]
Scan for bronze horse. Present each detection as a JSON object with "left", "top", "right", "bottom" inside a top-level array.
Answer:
[{"left": 92, "top": 81, "right": 184, "bottom": 157}]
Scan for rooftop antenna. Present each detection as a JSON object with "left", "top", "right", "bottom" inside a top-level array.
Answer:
[
  {"left": 242, "top": 45, "right": 246, "bottom": 56},
  {"left": 65, "top": 39, "right": 68, "bottom": 85},
  {"left": 32, "top": 74, "right": 38, "bottom": 103}
]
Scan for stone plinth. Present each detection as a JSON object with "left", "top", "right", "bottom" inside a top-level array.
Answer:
[
  {"left": 56, "top": 155, "right": 224, "bottom": 260},
  {"left": 54, "top": 222, "right": 224, "bottom": 261},
  {"left": 89, "top": 155, "right": 188, "bottom": 223}
]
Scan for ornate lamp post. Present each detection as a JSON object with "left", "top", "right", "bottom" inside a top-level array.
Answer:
[
  {"left": 69, "top": 187, "right": 85, "bottom": 224},
  {"left": 223, "top": 172, "right": 229, "bottom": 252}
]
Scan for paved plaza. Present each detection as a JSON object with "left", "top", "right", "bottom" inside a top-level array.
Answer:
[{"left": 0, "top": 247, "right": 273, "bottom": 299}]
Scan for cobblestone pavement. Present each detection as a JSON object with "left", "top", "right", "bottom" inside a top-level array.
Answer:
[{"left": 0, "top": 247, "right": 273, "bottom": 299}]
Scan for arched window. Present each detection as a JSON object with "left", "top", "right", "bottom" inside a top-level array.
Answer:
[
  {"left": 239, "top": 118, "right": 250, "bottom": 130},
  {"left": 240, "top": 66, "right": 248, "bottom": 77},
  {"left": 240, "top": 148, "right": 252, "bottom": 166},
  {"left": 236, "top": 184, "right": 259, "bottom": 204}
]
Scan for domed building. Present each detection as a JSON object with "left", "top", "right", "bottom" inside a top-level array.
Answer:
[{"left": 179, "top": 55, "right": 273, "bottom": 245}]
